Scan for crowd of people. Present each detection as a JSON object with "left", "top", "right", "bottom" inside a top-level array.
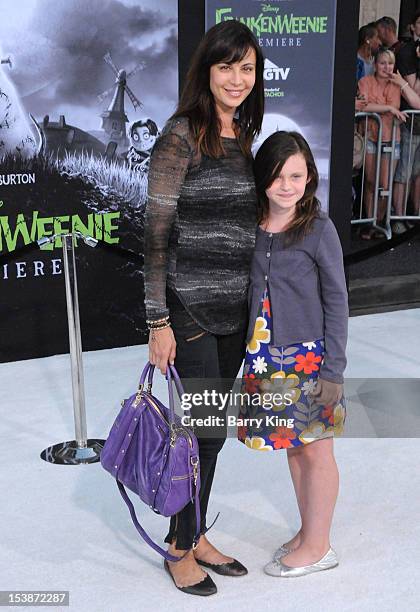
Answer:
[{"left": 355, "top": 12, "right": 420, "bottom": 239}]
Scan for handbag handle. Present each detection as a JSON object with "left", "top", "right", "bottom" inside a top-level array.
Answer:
[
  {"left": 138, "top": 362, "right": 185, "bottom": 396},
  {"left": 166, "top": 364, "right": 187, "bottom": 424},
  {"left": 138, "top": 362, "right": 187, "bottom": 425},
  {"left": 138, "top": 361, "right": 154, "bottom": 387}
]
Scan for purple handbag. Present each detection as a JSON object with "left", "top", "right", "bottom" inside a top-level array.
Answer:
[{"left": 100, "top": 361, "right": 201, "bottom": 562}]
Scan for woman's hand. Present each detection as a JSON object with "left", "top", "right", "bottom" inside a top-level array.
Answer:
[
  {"left": 310, "top": 378, "right": 343, "bottom": 406},
  {"left": 387, "top": 105, "right": 408, "bottom": 123},
  {"left": 355, "top": 95, "right": 367, "bottom": 111},
  {"left": 388, "top": 70, "right": 406, "bottom": 89},
  {"left": 148, "top": 326, "right": 177, "bottom": 375}
]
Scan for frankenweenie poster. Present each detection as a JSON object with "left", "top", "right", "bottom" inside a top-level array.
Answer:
[{"left": 0, "top": 0, "right": 178, "bottom": 362}]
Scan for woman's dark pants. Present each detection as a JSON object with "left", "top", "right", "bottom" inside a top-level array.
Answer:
[{"left": 164, "top": 291, "right": 245, "bottom": 550}]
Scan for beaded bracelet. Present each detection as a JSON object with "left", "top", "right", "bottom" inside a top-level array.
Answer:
[
  {"left": 148, "top": 322, "right": 171, "bottom": 330},
  {"left": 147, "top": 320, "right": 171, "bottom": 331},
  {"left": 146, "top": 315, "right": 169, "bottom": 325},
  {"left": 149, "top": 322, "right": 171, "bottom": 341}
]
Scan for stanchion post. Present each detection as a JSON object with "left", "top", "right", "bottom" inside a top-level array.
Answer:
[
  {"left": 62, "top": 233, "right": 87, "bottom": 448},
  {"left": 41, "top": 232, "right": 105, "bottom": 465}
]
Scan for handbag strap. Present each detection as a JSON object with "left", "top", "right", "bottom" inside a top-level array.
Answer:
[{"left": 116, "top": 473, "right": 201, "bottom": 562}]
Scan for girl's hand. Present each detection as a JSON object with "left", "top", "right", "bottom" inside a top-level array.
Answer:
[
  {"left": 310, "top": 378, "right": 343, "bottom": 406},
  {"left": 148, "top": 326, "right": 177, "bottom": 375}
]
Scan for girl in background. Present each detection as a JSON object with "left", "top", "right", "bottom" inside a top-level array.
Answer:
[
  {"left": 239, "top": 131, "right": 348, "bottom": 577},
  {"left": 357, "top": 49, "right": 420, "bottom": 237},
  {"left": 357, "top": 23, "right": 381, "bottom": 81},
  {"left": 358, "top": 49, "right": 406, "bottom": 238}
]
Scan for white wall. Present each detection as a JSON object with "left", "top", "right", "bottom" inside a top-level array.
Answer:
[{"left": 359, "top": 0, "right": 400, "bottom": 27}]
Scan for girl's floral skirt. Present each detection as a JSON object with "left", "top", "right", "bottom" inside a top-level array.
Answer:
[{"left": 238, "top": 286, "right": 346, "bottom": 451}]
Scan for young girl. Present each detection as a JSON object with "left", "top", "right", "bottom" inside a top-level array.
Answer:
[{"left": 238, "top": 131, "right": 348, "bottom": 577}]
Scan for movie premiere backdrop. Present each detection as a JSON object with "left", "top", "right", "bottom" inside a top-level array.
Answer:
[
  {"left": 206, "top": 0, "right": 337, "bottom": 207},
  {"left": 0, "top": 0, "right": 178, "bottom": 362}
]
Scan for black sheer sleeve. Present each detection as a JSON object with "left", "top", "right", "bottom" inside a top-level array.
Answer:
[{"left": 144, "top": 118, "right": 192, "bottom": 321}]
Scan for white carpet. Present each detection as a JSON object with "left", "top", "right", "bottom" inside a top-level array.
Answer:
[{"left": 1, "top": 309, "right": 419, "bottom": 612}]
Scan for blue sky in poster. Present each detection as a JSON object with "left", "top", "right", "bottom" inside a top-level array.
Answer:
[
  {"left": 0, "top": 0, "right": 178, "bottom": 132},
  {"left": 206, "top": 0, "right": 337, "bottom": 207}
]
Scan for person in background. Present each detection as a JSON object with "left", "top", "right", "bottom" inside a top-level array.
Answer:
[
  {"left": 376, "top": 16, "right": 402, "bottom": 55},
  {"left": 392, "top": 10, "right": 420, "bottom": 231},
  {"left": 413, "top": 10, "right": 420, "bottom": 44},
  {"left": 358, "top": 49, "right": 406, "bottom": 239},
  {"left": 357, "top": 23, "right": 381, "bottom": 81}
]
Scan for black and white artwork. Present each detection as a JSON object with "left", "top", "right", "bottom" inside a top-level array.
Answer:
[{"left": 0, "top": 0, "right": 178, "bottom": 362}]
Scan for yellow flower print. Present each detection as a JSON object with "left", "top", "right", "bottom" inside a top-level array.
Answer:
[
  {"left": 325, "top": 403, "right": 346, "bottom": 437},
  {"left": 244, "top": 436, "right": 273, "bottom": 451},
  {"left": 247, "top": 317, "right": 271, "bottom": 354},
  {"left": 298, "top": 421, "right": 328, "bottom": 444}
]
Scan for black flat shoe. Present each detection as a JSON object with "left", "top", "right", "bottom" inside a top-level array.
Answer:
[
  {"left": 164, "top": 559, "right": 217, "bottom": 596},
  {"left": 196, "top": 558, "right": 248, "bottom": 576}
]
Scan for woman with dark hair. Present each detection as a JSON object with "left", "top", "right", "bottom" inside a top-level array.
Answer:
[
  {"left": 357, "top": 22, "right": 381, "bottom": 81},
  {"left": 239, "top": 131, "right": 348, "bottom": 577},
  {"left": 143, "top": 20, "right": 264, "bottom": 595}
]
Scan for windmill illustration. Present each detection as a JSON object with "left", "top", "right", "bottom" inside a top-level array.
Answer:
[{"left": 98, "top": 52, "right": 145, "bottom": 145}]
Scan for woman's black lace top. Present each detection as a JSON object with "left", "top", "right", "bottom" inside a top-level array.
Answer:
[{"left": 144, "top": 117, "right": 257, "bottom": 334}]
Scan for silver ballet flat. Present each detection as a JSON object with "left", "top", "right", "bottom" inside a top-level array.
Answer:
[
  {"left": 273, "top": 543, "right": 294, "bottom": 561},
  {"left": 264, "top": 547, "right": 338, "bottom": 577}
]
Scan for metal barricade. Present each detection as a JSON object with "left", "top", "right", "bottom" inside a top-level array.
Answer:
[
  {"left": 353, "top": 112, "right": 389, "bottom": 236},
  {"left": 354, "top": 110, "right": 420, "bottom": 239},
  {"left": 388, "top": 109, "right": 420, "bottom": 226}
]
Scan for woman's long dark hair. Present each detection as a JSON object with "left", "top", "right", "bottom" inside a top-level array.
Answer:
[
  {"left": 172, "top": 20, "right": 265, "bottom": 158},
  {"left": 253, "top": 131, "right": 320, "bottom": 245}
]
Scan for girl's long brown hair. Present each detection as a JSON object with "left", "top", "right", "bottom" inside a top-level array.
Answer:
[
  {"left": 253, "top": 131, "right": 321, "bottom": 245},
  {"left": 171, "top": 20, "right": 265, "bottom": 158}
]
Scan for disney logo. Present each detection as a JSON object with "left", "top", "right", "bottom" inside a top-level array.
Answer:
[{"left": 262, "top": 3, "right": 279, "bottom": 13}]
